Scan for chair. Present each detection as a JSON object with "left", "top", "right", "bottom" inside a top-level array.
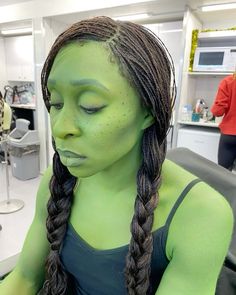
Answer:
[
  {"left": 167, "top": 147, "right": 236, "bottom": 295},
  {"left": 0, "top": 101, "right": 24, "bottom": 215}
]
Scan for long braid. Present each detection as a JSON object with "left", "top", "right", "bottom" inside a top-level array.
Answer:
[
  {"left": 43, "top": 151, "right": 76, "bottom": 294},
  {"left": 125, "top": 129, "right": 166, "bottom": 294},
  {"left": 41, "top": 16, "right": 175, "bottom": 295},
  {"left": 109, "top": 22, "right": 174, "bottom": 294}
]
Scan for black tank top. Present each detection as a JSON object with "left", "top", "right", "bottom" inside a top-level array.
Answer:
[{"left": 60, "top": 179, "right": 201, "bottom": 295}]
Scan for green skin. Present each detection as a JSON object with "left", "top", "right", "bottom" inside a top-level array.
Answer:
[{"left": 0, "top": 42, "right": 233, "bottom": 295}]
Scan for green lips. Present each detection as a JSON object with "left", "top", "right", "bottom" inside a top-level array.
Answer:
[{"left": 57, "top": 149, "right": 86, "bottom": 167}]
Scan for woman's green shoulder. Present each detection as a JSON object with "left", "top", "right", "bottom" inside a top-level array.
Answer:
[
  {"left": 162, "top": 159, "right": 198, "bottom": 187},
  {"left": 161, "top": 159, "right": 234, "bottom": 223}
]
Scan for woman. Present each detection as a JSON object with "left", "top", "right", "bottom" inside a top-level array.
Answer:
[
  {"left": 211, "top": 70, "right": 236, "bottom": 171},
  {"left": 0, "top": 16, "right": 233, "bottom": 295}
]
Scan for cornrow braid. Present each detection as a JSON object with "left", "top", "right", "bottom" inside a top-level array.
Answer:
[
  {"left": 43, "top": 151, "right": 76, "bottom": 294},
  {"left": 41, "top": 16, "right": 176, "bottom": 295}
]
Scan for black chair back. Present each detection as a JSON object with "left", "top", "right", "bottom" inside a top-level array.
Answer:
[{"left": 167, "top": 148, "right": 236, "bottom": 295}]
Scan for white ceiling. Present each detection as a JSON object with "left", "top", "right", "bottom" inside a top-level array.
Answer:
[
  {"left": 49, "top": 0, "right": 236, "bottom": 25},
  {"left": 0, "top": 0, "right": 235, "bottom": 8},
  {"left": 0, "top": 0, "right": 235, "bottom": 25},
  {"left": 187, "top": 0, "right": 236, "bottom": 23},
  {"left": 0, "top": 0, "right": 31, "bottom": 6}
]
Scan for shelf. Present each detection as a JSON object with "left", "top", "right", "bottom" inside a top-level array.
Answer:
[
  {"left": 188, "top": 72, "right": 233, "bottom": 77},
  {"left": 10, "top": 104, "right": 36, "bottom": 110},
  {"left": 178, "top": 121, "right": 219, "bottom": 128},
  {"left": 198, "top": 30, "right": 236, "bottom": 40}
]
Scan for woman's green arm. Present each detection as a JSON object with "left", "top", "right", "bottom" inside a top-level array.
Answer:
[
  {"left": 156, "top": 181, "right": 234, "bottom": 295},
  {"left": 0, "top": 167, "right": 52, "bottom": 295}
]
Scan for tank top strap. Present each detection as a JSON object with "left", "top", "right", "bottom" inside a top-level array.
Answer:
[{"left": 165, "top": 178, "right": 202, "bottom": 227}]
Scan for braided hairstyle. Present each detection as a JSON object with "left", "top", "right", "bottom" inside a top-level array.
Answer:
[{"left": 41, "top": 16, "right": 176, "bottom": 295}]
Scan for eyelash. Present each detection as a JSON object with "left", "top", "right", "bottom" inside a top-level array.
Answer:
[
  {"left": 49, "top": 102, "right": 104, "bottom": 114},
  {"left": 49, "top": 102, "right": 63, "bottom": 110},
  {"left": 80, "top": 105, "right": 104, "bottom": 114}
]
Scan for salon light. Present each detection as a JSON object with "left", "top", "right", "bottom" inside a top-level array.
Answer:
[
  {"left": 1, "top": 27, "right": 32, "bottom": 36},
  {"left": 160, "top": 29, "right": 183, "bottom": 33},
  {"left": 200, "top": 2, "right": 236, "bottom": 11},
  {"left": 113, "top": 13, "right": 149, "bottom": 21}
]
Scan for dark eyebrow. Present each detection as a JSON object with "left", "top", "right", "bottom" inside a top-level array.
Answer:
[{"left": 47, "top": 78, "right": 110, "bottom": 93}]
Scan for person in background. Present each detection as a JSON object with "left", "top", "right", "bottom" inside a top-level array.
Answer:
[
  {"left": 211, "top": 69, "right": 236, "bottom": 171},
  {"left": 0, "top": 16, "right": 233, "bottom": 295}
]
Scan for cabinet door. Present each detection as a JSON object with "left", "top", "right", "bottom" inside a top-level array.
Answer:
[
  {"left": 21, "top": 63, "right": 34, "bottom": 81},
  {"left": 4, "top": 35, "right": 34, "bottom": 81},
  {"left": 4, "top": 36, "right": 21, "bottom": 80},
  {"left": 177, "top": 128, "right": 220, "bottom": 163}
]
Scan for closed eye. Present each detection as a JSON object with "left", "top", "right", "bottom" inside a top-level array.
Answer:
[
  {"left": 49, "top": 102, "right": 64, "bottom": 110},
  {"left": 80, "top": 105, "right": 106, "bottom": 114}
]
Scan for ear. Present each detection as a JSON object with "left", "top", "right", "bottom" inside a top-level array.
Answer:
[{"left": 141, "top": 112, "right": 155, "bottom": 130}]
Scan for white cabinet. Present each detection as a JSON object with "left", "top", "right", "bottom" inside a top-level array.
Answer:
[
  {"left": 4, "top": 35, "right": 34, "bottom": 82},
  {"left": 177, "top": 126, "right": 220, "bottom": 163}
]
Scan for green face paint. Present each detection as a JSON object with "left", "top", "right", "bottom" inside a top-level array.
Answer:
[{"left": 48, "top": 41, "right": 149, "bottom": 178}]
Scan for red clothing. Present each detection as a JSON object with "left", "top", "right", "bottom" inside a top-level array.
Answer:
[{"left": 211, "top": 75, "right": 236, "bottom": 135}]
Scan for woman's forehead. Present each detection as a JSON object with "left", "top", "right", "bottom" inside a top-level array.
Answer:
[
  {"left": 53, "top": 41, "right": 110, "bottom": 66},
  {"left": 49, "top": 41, "right": 124, "bottom": 83},
  {"left": 49, "top": 41, "right": 117, "bottom": 78},
  {"left": 48, "top": 41, "right": 140, "bottom": 100}
]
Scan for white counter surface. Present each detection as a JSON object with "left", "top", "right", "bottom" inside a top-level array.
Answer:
[{"left": 178, "top": 120, "right": 219, "bottom": 128}]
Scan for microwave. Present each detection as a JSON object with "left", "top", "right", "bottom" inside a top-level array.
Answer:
[{"left": 193, "top": 47, "right": 236, "bottom": 72}]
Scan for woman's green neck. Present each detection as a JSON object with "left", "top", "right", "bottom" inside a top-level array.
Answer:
[{"left": 78, "top": 142, "right": 142, "bottom": 195}]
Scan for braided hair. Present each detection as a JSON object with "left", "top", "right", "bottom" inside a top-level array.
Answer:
[{"left": 41, "top": 16, "right": 176, "bottom": 295}]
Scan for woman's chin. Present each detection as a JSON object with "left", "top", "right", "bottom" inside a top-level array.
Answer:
[{"left": 67, "top": 166, "right": 96, "bottom": 178}]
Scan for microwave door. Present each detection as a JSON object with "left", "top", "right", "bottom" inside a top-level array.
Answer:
[
  {"left": 199, "top": 51, "right": 224, "bottom": 66},
  {"left": 193, "top": 46, "right": 236, "bottom": 72},
  {"left": 192, "top": 47, "right": 230, "bottom": 72},
  {"left": 198, "top": 51, "right": 224, "bottom": 71}
]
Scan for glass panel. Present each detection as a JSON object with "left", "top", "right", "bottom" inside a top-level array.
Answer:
[{"left": 199, "top": 52, "right": 224, "bottom": 65}]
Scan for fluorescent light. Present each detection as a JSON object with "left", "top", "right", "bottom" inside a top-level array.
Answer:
[
  {"left": 201, "top": 2, "right": 236, "bottom": 12},
  {"left": 113, "top": 13, "right": 149, "bottom": 21},
  {"left": 160, "top": 29, "right": 183, "bottom": 33},
  {"left": 1, "top": 27, "right": 32, "bottom": 36}
]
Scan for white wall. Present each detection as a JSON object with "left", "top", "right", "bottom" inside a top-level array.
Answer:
[
  {"left": 144, "top": 21, "right": 183, "bottom": 86},
  {"left": 172, "top": 8, "right": 202, "bottom": 147},
  {"left": 32, "top": 17, "right": 47, "bottom": 172},
  {"left": 44, "top": 18, "right": 70, "bottom": 165},
  {"left": 178, "top": 10, "right": 202, "bottom": 113},
  {"left": 0, "top": 37, "right": 7, "bottom": 97}
]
